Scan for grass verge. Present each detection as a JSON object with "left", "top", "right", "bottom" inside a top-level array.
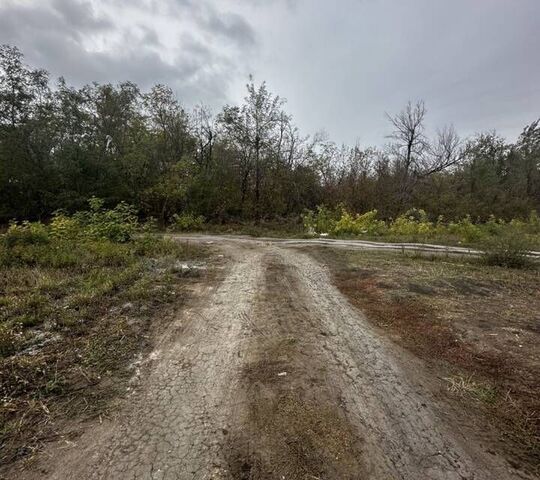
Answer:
[
  {"left": 312, "top": 247, "right": 540, "bottom": 474},
  {"left": 0, "top": 234, "right": 208, "bottom": 468}
]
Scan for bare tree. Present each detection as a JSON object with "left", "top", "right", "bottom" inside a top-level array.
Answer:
[
  {"left": 386, "top": 100, "right": 429, "bottom": 178},
  {"left": 421, "top": 124, "right": 462, "bottom": 177},
  {"left": 192, "top": 104, "right": 216, "bottom": 170},
  {"left": 386, "top": 101, "right": 463, "bottom": 207}
]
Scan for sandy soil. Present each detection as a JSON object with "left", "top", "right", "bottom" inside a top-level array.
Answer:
[{"left": 12, "top": 237, "right": 535, "bottom": 479}]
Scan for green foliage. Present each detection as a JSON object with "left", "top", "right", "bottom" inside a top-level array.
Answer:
[
  {"left": 1, "top": 201, "right": 143, "bottom": 269},
  {"left": 4, "top": 221, "right": 49, "bottom": 248},
  {"left": 3, "top": 199, "right": 138, "bottom": 264},
  {"left": 1, "top": 46, "right": 539, "bottom": 226},
  {"left": 49, "top": 212, "right": 81, "bottom": 240},
  {"left": 169, "top": 212, "right": 206, "bottom": 232},
  {"left": 301, "top": 206, "right": 540, "bottom": 256},
  {"left": 333, "top": 209, "right": 386, "bottom": 236},
  {"left": 481, "top": 232, "right": 534, "bottom": 269},
  {"left": 447, "top": 215, "right": 484, "bottom": 243},
  {"left": 140, "top": 216, "right": 159, "bottom": 233},
  {"left": 302, "top": 205, "right": 341, "bottom": 234},
  {"left": 73, "top": 198, "right": 138, "bottom": 242},
  {"left": 389, "top": 209, "right": 435, "bottom": 237}
]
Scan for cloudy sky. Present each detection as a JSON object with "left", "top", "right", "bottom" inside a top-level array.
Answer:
[{"left": 1, "top": 0, "right": 539, "bottom": 145}]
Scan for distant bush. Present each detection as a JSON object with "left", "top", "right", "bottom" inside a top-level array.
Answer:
[
  {"left": 389, "top": 209, "right": 434, "bottom": 238},
  {"left": 50, "top": 212, "right": 81, "bottom": 240},
  {"left": 3, "top": 199, "right": 139, "bottom": 260},
  {"left": 333, "top": 209, "right": 386, "bottom": 236},
  {"left": 73, "top": 197, "right": 138, "bottom": 242},
  {"left": 301, "top": 205, "right": 341, "bottom": 235},
  {"left": 4, "top": 221, "right": 49, "bottom": 248},
  {"left": 301, "top": 206, "right": 540, "bottom": 256},
  {"left": 447, "top": 215, "right": 484, "bottom": 243},
  {"left": 169, "top": 213, "right": 205, "bottom": 232},
  {"left": 481, "top": 232, "right": 534, "bottom": 269}
]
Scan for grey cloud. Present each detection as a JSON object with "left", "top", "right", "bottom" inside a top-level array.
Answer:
[
  {"left": 165, "top": 0, "right": 257, "bottom": 49},
  {"left": 50, "top": 0, "right": 113, "bottom": 32},
  {"left": 203, "top": 10, "right": 256, "bottom": 47},
  {"left": 0, "top": 0, "right": 112, "bottom": 48},
  {"left": 0, "top": 0, "right": 248, "bottom": 107},
  {"left": 2, "top": 0, "right": 537, "bottom": 145}
]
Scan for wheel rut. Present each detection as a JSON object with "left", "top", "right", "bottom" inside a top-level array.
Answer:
[{"left": 21, "top": 241, "right": 526, "bottom": 480}]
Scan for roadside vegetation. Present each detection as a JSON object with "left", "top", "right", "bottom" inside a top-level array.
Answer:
[
  {"left": 302, "top": 205, "right": 540, "bottom": 247},
  {"left": 0, "top": 200, "right": 207, "bottom": 466},
  {"left": 314, "top": 248, "right": 539, "bottom": 473},
  {"left": 1, "top": 45, "right": 539, "bottom": 231}
]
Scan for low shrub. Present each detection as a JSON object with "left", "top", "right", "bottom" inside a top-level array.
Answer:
[
  {"left": 302, "top": 205, "right": 341, "bottom": 235},
  {"left": 49, "top": 213, "right": 81, "bottom": 240},
  {"left": 300, "top": 206, "right": 540, "bottom": 257},
  {"left": 333, "top": 209, "right": 386, "bottom": 236},
  {"left": 4, "top": 221, "right": 49, "bottom": 248},
  {"left": 74, "top": 198, "right": 138, "bottom": 242},
  {"left": 169, "top": 212, "right": 205, "bottom": 232},
  {"left": 481, "top": 232, "right": 534, "bottom": 269},
  {"left": 447, "top": 215, "right": 485, "bottom": 243},
  {"left": 389, "top": 209, "right": 435, "bottom": 238}
]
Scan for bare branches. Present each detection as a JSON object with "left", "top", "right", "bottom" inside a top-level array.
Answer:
[
  {"left": 386, "top": 101, "right": 463, "bottom": 179},
  {"left": 386, "top": 100, "right": 429, "bottom": 172}
]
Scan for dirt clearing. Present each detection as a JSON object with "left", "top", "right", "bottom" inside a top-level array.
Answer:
[
  {"left": 6, "top": 237, "right": 537, "bottom": 479},
  {"left": 310, "top": 246, "right": 540, "bottom": 475}
]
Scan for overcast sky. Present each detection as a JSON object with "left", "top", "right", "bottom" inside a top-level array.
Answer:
[{"left": 1, "top": 0, "right": 539, "bottom": 146}]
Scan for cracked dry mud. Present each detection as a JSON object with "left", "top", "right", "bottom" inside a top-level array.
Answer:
[{"left": 24, "top": 239, "right": 529, "bottom": 479}]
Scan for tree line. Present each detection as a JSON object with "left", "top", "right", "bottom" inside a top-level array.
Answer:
[{"left": 1, "top": 44, "right": 539, "bottom": 224}]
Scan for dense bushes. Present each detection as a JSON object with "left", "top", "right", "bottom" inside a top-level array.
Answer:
[
  {"left": 4, "top": 221, "right": 49, "bottom": 248},
  {"left": 302, "top": 206, "right": 540, "bottom": 250},
  {"left": 168, "top": 213, "right": 205, "bottom": 232},
  {"left": 481, "top": 232, "right": 535, "bottom": 268},
  {"left": 334, "top": 210, "right": 387, "bottom": 236},
  {"left": 4, "top": 198, "right": 139, "bottom": 250}
]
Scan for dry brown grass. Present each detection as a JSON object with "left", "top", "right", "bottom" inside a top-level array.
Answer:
[
  {"left": 0, "top": 236, "right": 209, "bottom": 470},
  {"left": 313, "top": 247, "right": 540, "bottom": 474}
]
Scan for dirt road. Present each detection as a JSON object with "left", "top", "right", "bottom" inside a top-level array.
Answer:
[{"left": 23, "top": 237, "right": 531, "bottom": 479}]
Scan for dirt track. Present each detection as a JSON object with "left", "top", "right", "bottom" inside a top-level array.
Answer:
[{"left": 23, "top": 238, "right": 531, "bottom": 479}]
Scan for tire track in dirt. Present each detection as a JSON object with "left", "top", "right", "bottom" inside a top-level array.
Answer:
[
  {"left": 224, "top": 250, "right": 366, "bottom": 479},
  {"left": 35, "top": 244, "right": 264, "bottom": 480},
  {"left": 274, "top": 246, "right": 518, "bottom": 480},
  {"left": 17, "top": 239, "right": 529, "bottom": 479}
]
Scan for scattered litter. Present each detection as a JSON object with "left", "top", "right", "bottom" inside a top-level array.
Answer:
[
  {"left": 121, "top": 302, "right": 133, "bottom": 311},
  {"left": 173, "top": 261, "right": 208, "bottom": 274}
]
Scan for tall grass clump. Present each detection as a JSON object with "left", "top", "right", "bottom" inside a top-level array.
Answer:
[
  {"left": 481, "top": 232, "right": 535, "bottom": 269},
  {"left": 4, "top": 221, "right": 49, "bottom": 248}
]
